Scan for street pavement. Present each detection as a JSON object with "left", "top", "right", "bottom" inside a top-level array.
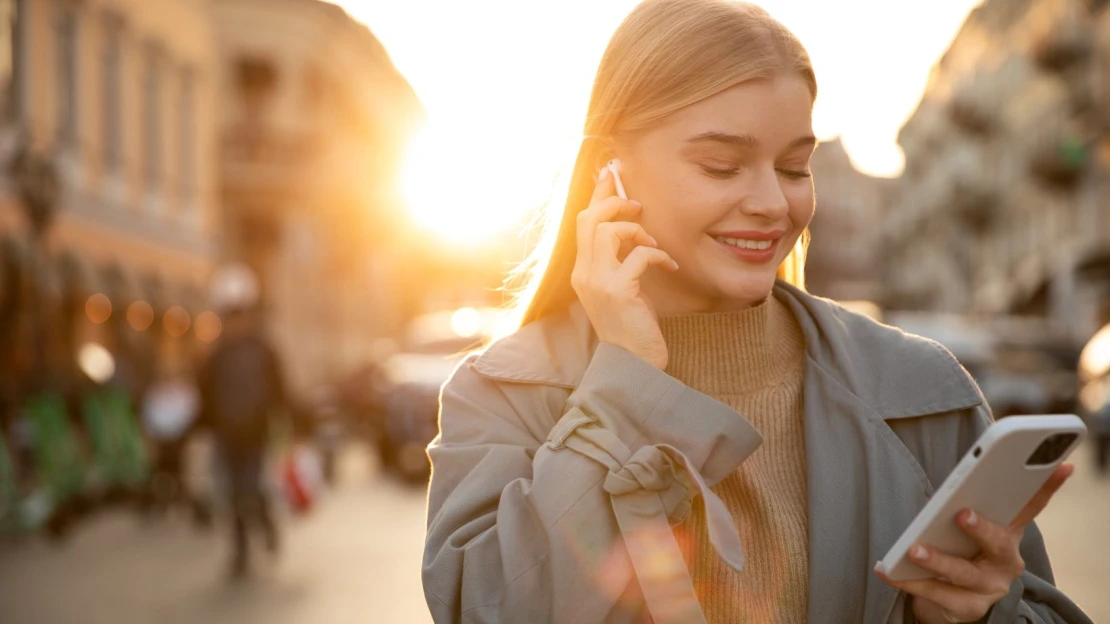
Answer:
[
  {"left": 0, "top": 446, "right": 433, "bottom": 624},
  {"left": 0, "top": 440, "right": 1107, "bottom": 624}
]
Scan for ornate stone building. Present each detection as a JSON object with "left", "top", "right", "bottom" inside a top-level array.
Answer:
[
  {"left": 882, "top": 0, "right": 1110, "bottom": 342},
  {"left": 213, "top": 0, "right": 423, "bottom": 392},
  {"left": 0, "top": 0, "right": 221, "bottom": 398},
  {"left": 805, "top": 137, "right": 890, "bottom": 303}
]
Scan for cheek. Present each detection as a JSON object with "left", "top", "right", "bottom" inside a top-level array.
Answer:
[
  {"left": 786, "top": 184, "right": 815, "bottom": 230},
  {"left": 643, "top": 200, "right": 720, "bottom": 252},
  {"left": 639, "top": 183, "right": 719, "bottom": 240}
]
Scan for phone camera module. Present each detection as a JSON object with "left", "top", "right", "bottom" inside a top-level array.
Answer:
[{"left": 1025, "top": 432, "right": 1078, "bottom": 466}]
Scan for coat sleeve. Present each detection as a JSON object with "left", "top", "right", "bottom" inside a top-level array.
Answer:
[{"left": 421, "top": 343, "right": 751, "bottom": 623}]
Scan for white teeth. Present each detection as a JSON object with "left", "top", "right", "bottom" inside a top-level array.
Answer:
[{"left": 715, "top": 237, "right": 773, "bottom": 250}]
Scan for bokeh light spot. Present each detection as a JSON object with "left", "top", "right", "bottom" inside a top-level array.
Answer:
[
  {"left": 77, "top": 343, "right": 115, "bottom": 384},
  {"left": 195, "top": 311, "right": 223, "bottom": 343},
  {"left": 163, "top": 306, "right": 192, "bottom": 338},
  {"left": 85, "top": 294, "right": 112, "bottom": 324},
  {"left": 127, "top": 301, "right": 155, "bottom": 331},
  {"left": 450, "top": 307, "right": 482, "bottom": 338}
]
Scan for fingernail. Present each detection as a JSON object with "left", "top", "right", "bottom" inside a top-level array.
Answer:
[
  {"left": 668, "top": 259, "right": 680, "bottom": 271},
  {"left": 598, "top": 166, "right": 609, "bottom": 182},
  {"left": 966, "top": 511, "right": 978, "bottom": 527},
  {"left": 912, "top": 546, "right": 929, "bottom": 561},
  {"left": 648, "top": 235, "right": 658, "bottom": 246}
]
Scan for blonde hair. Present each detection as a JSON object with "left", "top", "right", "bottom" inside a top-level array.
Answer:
[{"left": 506, "top": 0, "right": 816, "bottom": 330}]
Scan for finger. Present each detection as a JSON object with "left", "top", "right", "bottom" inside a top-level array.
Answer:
[
  {"left": 594, "top": 222, "right": 656, "bottom": 271},
  {"left": 577, "top": 167, "right": 617, "bottom": 269},
  {"left": 616, "top": 246, "right": 679, "bottom": 282},
  {"left": 1010, "top": 463, "right": 1073, "bottom": 531},
  {"left": 906, "top": 544, "right": 992, "bottom": 593},
  {"left": 957, "top": 510, "right": 1017, "bottom": 563},
  {"left": 575, "top": 197, "right": 643, "bottom": 267},
  {"left": 590, "top": 163, "right": 615, "bottom": 205},
  {"left": 874, "top": 566, "right": 980, "bottom": 611}
]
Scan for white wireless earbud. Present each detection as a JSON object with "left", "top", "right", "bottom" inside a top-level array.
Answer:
[{"left": 606, "top": 159, "right": 628, "bottom": 200}]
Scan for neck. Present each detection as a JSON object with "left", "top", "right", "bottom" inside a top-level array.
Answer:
[{"left": 658, "top": 293, "right": 805, "bottom": 395}]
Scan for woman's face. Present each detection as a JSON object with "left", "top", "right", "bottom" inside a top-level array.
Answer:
[{"left": 617, "top": 74, "right": 816, "bottom": 313}]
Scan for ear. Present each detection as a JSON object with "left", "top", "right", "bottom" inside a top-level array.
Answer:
[{"left": 585, "top": 135, "right": 617, "bottom": 173}]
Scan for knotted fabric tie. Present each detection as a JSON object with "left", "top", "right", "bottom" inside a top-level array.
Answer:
[{"left": 547, "top": 409, "right": 746, "bottom": 624}]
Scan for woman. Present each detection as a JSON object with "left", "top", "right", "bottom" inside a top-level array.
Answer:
[{"left": 422, "top": 1, "right": 1090, "bottom": 622}]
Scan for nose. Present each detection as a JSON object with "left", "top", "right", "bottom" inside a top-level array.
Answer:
[{"left": 737, "top": 165, "right": 789, "bottom": 221}]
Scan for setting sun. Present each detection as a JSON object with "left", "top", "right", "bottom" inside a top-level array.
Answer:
[{"left": 401, "top": 122, "right": 555, "bottom": 247}]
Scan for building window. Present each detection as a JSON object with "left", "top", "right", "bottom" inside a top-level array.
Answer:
[
  {"left": 143, "top": 42, "right": 162, "bottom": 191},
  {"left": 55, "top": 2, "right": 78, "bottom": 147},
  {"left": 235, "top": 55, "right": 277, "bottom": 114},
  {"left": 179, "top": 66, "right": 194, "bottom": 205},
  {"left": 101, "top": 12, "right": 121, "bottom": 170}
]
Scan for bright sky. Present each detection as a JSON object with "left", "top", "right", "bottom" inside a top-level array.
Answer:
[{"left": 333, "top": 0, "right": 983, "bottom": 245}]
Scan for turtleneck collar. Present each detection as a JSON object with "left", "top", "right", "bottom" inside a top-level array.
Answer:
[{"left": 658, "top": 295, "right": 805, "bottom": 396}]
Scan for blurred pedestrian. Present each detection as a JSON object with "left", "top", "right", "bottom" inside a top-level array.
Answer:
[
  {"left": 140, "top": 359, "right": 212, "bottom": 526},
  {"left": 196, "top": 263, "right": 287, "bottom": 579}
]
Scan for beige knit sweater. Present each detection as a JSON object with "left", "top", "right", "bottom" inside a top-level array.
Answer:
[{"left": 658, "top": 295, "right": 809, "bottom": 624}]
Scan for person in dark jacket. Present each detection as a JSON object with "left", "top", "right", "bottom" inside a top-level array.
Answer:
[{"left": 196, "top": 264, "right": 287, "bottom": 578}]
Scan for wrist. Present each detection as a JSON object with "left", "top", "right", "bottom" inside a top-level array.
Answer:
[{"left": 597, "top": 341, "right": 661, "bottom": 370}]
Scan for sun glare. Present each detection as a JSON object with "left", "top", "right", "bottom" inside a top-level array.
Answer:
[{"left": 401, "top": 123, "right": 545, "bottom": 248}]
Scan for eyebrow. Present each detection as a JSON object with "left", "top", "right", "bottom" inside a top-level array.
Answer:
[{"left": 685, "top": 131, "right": 817, "bottom": 151}]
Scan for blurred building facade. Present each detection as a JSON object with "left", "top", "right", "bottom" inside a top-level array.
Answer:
[
  {"left": 0, "top": 0, "right": 221, "bottom": 397},
  {"left": 212, "top": 0, "right": 423, "bottom": 393},
  {"left": 805, "top": 137, "right": 890, "bottom": 302},
  {"left": 882, "top": 0, "right": 1110, "bottom": 342}
]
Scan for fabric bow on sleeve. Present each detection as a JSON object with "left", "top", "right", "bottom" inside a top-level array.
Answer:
[{"left": 546, "top": 409, "right": 745, "bottom": 624}]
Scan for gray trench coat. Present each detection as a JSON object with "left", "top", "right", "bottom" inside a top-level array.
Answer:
[{"left": 422, "top": 281, "right": 1091, "bottom": 623}]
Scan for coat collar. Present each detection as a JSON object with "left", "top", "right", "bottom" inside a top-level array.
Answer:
[{"left": 471, "top": 280, "right": 984, "bottom": 420}]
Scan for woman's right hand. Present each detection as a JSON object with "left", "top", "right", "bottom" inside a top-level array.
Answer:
[{"left": 571, "top": 163, "right": 679, "bottom": 370}]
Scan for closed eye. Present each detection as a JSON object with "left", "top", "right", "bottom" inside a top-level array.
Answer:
[
  {"left": 701, "top": 165, "right": 739, "bottom": 178},
  {"left": 701, "top": 165, "right": 812, "bottom": 180},
  {"left": 778, "top": 168, "right": 811, "bottom": 180}
]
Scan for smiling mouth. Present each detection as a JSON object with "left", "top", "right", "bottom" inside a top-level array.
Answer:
[
  {"left": 711, "top": 235, "right": 776, "bottom": 250},
  {"left": 709, "top": 234, "right": 782, "bottom": 264}
]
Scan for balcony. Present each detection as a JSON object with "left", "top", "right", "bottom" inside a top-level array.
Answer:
[
  {"left": 952, "top": 180, "right": 998, "bottom": 232},
  {"left": 948, "top": 82, "right": 997, "bottom": 136},
  {"left": 949, "top": 100, "right": 995, "bottom": 135},
  {"left": 1033, "top": 25, "right": 1092, "bottom": 73},
  {"left": 1030, "top": 136, "right": 1089, "bottom": 189}
]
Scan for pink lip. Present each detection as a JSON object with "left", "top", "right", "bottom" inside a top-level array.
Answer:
[{"left": 707, "top": 229, "right": 786, "bottom": 241}]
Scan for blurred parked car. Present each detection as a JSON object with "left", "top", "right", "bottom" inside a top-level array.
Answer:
[
  {"left": 885, "top": 312, "right": 1080, "bottom": 419},
  {"left": 1076, "top": 324, "right": 1110, "bottom": 472},
  {"left": 373, "top": 306, "right": 504, "bottom": 482}
]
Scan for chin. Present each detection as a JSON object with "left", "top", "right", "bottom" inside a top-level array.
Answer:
[{"left": 714, "top": 269, "right": 779, "bottom": 305}]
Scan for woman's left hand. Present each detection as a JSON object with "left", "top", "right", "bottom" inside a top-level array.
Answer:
[{"left": 875, "top": 463, "right": 1073, "bottom": 624}]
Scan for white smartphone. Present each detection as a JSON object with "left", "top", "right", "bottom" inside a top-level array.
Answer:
[
  {"left": 878, "top": 414, "right": 1085, "bottom": 581},
  {"left": 606, "top": 159, "right": 628, "bottom": 199}
]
